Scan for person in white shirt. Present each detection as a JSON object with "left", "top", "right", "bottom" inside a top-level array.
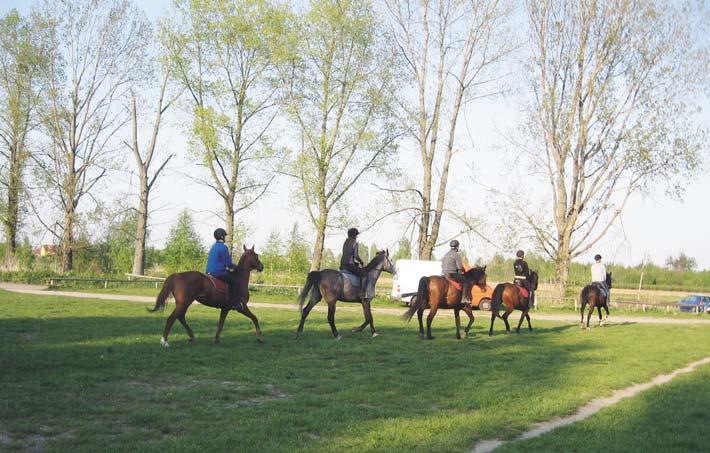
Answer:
[{"left": 591, "top": 254, "right": 609, "bottom": 302}]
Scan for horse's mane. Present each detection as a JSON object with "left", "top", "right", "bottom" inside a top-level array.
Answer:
[
  {"left": 464, "top": 265, "right": 486, "bottom": 284},
  {"left": 364, "top": 251, "right": 386, "bottom": 271}
]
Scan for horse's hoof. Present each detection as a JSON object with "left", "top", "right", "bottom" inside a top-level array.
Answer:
[
  {"left": 256, "top": 337, "right": 264, "bottom": 344},
  {"left": 213, "top": 337, "right": 220, "bottom": 344},
  {"left": 352, "top": 327, "right": 362, "bottom": 333},
  {"left": 371, "top": 332, "right": 378, "bottom": 338},
  {"left": 189, "top": 337, "right": 196, "bottom": 343},
  {"left": 336, "top": 335, "right": 342, "bottom": 341},
  {"left": 426, "top": 336, "right": 435, "bottom": 340},
  {"left": 580, "top": 324, "right": 585, "bottom": 329},
  {"left": 418, "top": 333, "right": 425, "bottom": 339},
  {"left": 489, "top": 333, "right": 493, "bottom": 337},
  {"left": 516, "top": 329, "right": 520, "bottom": 334},
  {"left": 160, "top": 337, "right": 169, "bottom": 348}
]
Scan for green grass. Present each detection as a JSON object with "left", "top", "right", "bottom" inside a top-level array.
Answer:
[
  {"left": 498, "top": 362, "right": 710, "bottom": 452},
  {"left": 1, "top": 289, "right": 709, "bottom": 452}
]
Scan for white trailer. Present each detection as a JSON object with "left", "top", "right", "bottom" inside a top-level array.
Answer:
[{"left": 390, "top": 259, "right": 443, "bottom": 305}]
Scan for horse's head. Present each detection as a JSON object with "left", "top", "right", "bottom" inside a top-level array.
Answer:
[
  {"left": 239, "top": 244, "right": 264, "bottom": 272},
  {"left": 464, "top": 265, "right": 487, "bottom": 287},
  {"left": 366, "top": 249, "right": 395, "bottom": 274},
  {"left": 529, "top": 270, "right": 539, "bottom": 290}
]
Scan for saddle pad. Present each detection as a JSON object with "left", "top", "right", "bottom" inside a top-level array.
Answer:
[
  {"left": 445, "top": 277, "right": 462, "bottom": 291},
  {"left": 340, "top": 269, "right": 360, "bottom": 287},
  {"left": 518, "top": 286, "right": 529, "bottom": 298}
]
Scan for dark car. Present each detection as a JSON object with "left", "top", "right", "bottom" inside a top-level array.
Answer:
[{"left": 677, "top": 295, "right": 710, "bottom": 313}]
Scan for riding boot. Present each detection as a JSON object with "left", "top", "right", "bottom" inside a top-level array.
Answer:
[
  {"left": 230, "top": 285, "right": 242, "bottom": 311},
  {"left": 461, "top": 280, "right": 472, "bottom": 304}
]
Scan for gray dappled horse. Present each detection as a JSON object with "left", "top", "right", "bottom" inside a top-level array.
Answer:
[{"left": 296, "top": 250, "right": 395, "bottom": 339}]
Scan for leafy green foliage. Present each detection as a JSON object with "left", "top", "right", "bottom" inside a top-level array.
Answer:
[
  {"left": 665, "top": 252, "right": 697, "bottom": 272},
  {"left": 162, "top": 210, "right": 205, "bottom": 274}
]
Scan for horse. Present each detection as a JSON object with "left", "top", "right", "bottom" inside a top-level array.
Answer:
[
  {"left": 148, "top": 245, "right": 264, "bottom": 347},
  {"left": 296, "top": 250, "right": 395, "bottom": 339},
  {"left": 402, "top": 266, "right": 488, "bottom": 340},
  {"left": 488, "top": 271, "right": 539, "bottom": 336},
  {"left": 579, "top": 273, "right": 612, "bottom": 328}
]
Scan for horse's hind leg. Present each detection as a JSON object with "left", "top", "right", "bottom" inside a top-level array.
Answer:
[
  {"left": 297, "top": 294, "right": 321, "bottom": 334},
  {"left": 426, "top": 305, "right": 438, "bottom": 340},
  {"left": 214, "top": 308, "right": 229, "bottom": 344},
  {"left": 238, "top": 305, "right": 264, "bottom": 343},
  {"left": 580, "top": 303, "right": 586, "bottom": 328},
  {"left": 597, "top": 306, "right": 604, "bottom": 326},
  {"left": 525, "top": 312, "right": 532, "bottom": 331},
  {"left": 326, "top": 300, "right": 340, "bottom": 340},
  {"left": 178, "top": 313, "right": 195, "bottom": 343},
  {"left": 502, "top": 309, "right": 512, "bottom": 334},
  {"left": 586, "top": 305, "right": 594, "bottom": 329},
  {"left": 160, "top": 309, "right": 179, "bottom": 347},
  {"left": 417, "top": 307, "right": 425, "bottom": 338},
  {"left": 489, "top": 310, "right": 497, "bottom": 336}
]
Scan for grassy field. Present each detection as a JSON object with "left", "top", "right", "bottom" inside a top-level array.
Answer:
[{"left": 1, "top": 289, "right": 709, "bottom": 452}]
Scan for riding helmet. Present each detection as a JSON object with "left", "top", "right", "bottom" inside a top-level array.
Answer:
[
  {"left": 347, "top": 227, "right": 360, "bottom": 238},
  {"left": 594, "top": 254, "right": 602, "bottom": 261},
  {"left": 214, "top": 228, "right": 227, "bottom": 241},
  {"left": 516, "top": 250, "right": 524, "bottom": 258},
  {"left": 450, "top": 239, "right": 460, "bottom": 249}
]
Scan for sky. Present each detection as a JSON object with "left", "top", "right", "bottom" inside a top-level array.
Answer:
[{"left": 2, "top": 0, "right": 709, "bottom": 271}]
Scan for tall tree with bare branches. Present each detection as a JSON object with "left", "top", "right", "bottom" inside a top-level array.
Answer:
[
  {"left": 0, "top": 10, "right": 48, "bottom": 268},
  {"left": 126, "top": 71, "right": 179, "bottom": 275},
  {"left": 280, "top": 0, "right": 398, "bottom": 270},
  {"left": 384, "top": 0, "right": 512, "bottom": 259},
  {"left": 162, "top": 0, "right": 288, "bottom": 252},
  {"left": 517, "top": 0, "right": 707, "bottom": 296},
  {"left": 32, "top": 0, "right": 150, "bottom": 272}
]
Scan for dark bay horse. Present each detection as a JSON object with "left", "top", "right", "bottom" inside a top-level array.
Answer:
[
  {"left": 149, "top": 245, "right": 264, "bottom": 347},
  {"left": 580, "top": 284, "right": 610, "bottom": 328},
  {"left": 296, "top": 250, "right": 395, "bottom": 339},
  {"left": 402, "top": 266, "right": 488, "bottom": 340},
  {"left": 488, "top": 271, "right": 538, "bottom": 336}
]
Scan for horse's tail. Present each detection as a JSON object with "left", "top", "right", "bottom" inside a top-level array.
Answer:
[
  {"left": 402, "top": 276, "right": 429, "bottom": 322},
  {"left": 491, "top": 283, "right": 506, "bottom": 312},
  {"left": 148, "top": 274, "right": 174, "bottom": 313},
  {"left": 297, "top": 271, "right": 321, "bottom": 313}
]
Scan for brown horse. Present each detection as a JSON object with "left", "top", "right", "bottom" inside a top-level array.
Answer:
[
  {"left": 297, "top": 250, "right": 395, "bottom": 339},
  {"left": 402, "top": 266, "right": 488, "bottom": 340},
  {"left": 580, "top": 284, "right": 610, "bottom": 329},
  {"left": 148, "top": 245, "right": 264, "bottom": 347},
  {"left": 488, "top": 271, "right": 538, "bottom": 336}
]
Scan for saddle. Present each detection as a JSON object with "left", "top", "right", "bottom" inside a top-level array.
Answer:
[
  {"left": 340, "top": 269, "right": 361, "bottom": 286},
  {"left": 514, "top": 281, "right": 529, "bottom": 299},
  {"left": 206, "top": 274, "right": 229, "bottom": 304},
  {"left": 445, "top": 276, "right": 463, "bottom": 291}
]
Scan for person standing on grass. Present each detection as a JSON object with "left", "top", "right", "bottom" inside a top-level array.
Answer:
[{"left": 591, "top": 254, "right": 609, "bottom": 304}]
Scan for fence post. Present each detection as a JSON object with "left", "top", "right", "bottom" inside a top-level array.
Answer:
[{"left": 104, "top": 280, "right": 108, "bottom": 289}]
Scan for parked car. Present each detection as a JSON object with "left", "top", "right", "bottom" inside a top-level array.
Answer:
[{"left": 677, "top": 295, "right": 710, "bottom": 313}]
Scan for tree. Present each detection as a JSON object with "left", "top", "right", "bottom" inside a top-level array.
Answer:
[
  {"left": 516, "top": 0, "right": 707, "bottom": 296},
  {"left": 32, "top": 0, "right": 150, "bottom": 271},
  {"left": 384, "top": 0, "right": 512, "bottom": 259},
  {"left": 285, "top": 223, "right": 311, "bottom": 275},
  {"left": 0, "top": 10, "right": 48, "bottom": 268},
  {"left": 163, "top": 0, "right": 287, "bottom": 252},
  {"left": 105, "top": 211, "right": 138, "bottom": 274},
  {"left": 126, "top": 67, "right": 179, "bottom": 275},
  {"left": 665, "top": 253, "right": 696, "bottom": 272},
  {"left": 281, "top": 0, "right": 398, "bottom": 270},
  {"left": 163, "top": 210, "right": 205, "bottom": 274},
  {"left": 261, "top": 230, "right": 284, "bottom": 272},
  {"left": 392, "top": 237, "right": 412, "bottom": 261}
]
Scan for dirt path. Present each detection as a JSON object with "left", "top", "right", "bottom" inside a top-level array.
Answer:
[
  {"left": 470, "top": 356, "right": 710, "bottom": 453},
  {"left": 2, "top": 284, "right": 710, "bottom": 325}
]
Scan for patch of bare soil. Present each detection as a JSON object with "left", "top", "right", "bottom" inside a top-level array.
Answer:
[{"left": 470, "top": 356, "right": 710, "bottom": 453}]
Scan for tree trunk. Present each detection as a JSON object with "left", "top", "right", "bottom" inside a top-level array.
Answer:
[
  {"left": 132, "top": 171, "right": 148, "bottom": 275},
  {"left": 3, "top": 145, "right": 21, "bottom": 268},
  {"left": 61, "top": 208, "right": 74, "bottom": 272},
  {"left": 418, "top": 157, "right": 433, "bottom": 260},
  {"left": 311, "top": 221, "right": 326, "bottom": 272},
  {"left": 225, "top": 197, "right": 235, "bottom": 254},
  {"left": 553, "top": 238, "right": 571, "bottom": 300}
]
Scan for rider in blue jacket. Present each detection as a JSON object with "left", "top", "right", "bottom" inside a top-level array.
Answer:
[{"left": 206, "top": 228, "right": 240, "bottom": 309}]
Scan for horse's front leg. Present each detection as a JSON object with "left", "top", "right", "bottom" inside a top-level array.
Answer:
[
  {"left": 352, "top": 301, "right": 371, "bottom": 334},
  {"left": 516, "top": 310, "right": 527, "bottom": 334},
  {"left": 417, "top": 307, "right": 425, "bottom": 338},
  {"left": 454, "top": 307, "right": 462, "bottom": 339},
  {"left": 525, "top": 312, "right": 532, "bottom": 331},
  {"left": 238, "top": 305, "right": 263, "bottom": 343},
  {"left": 363, "top": 300, "right": 377, "bottom": 338},
  {"left": 597, "top": 306, "right": 604, "bottom": 326},
  {"left": 214, "top": 308, "right": 229, "bottom": 344},
  {"left": 586, "top": 305, "right": 594, "bottom": 329},
  {"left": 463, "top": 305, "right": 474, "bottom": 337}
]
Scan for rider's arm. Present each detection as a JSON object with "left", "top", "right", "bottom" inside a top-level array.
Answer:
[
  {"left": 220, "top": 243, "right": 234, "bottom": 270},
  {"left": 455, "top": 253, "right": 464, "bottom": 273},
  {"left": 354, "top": 241, "right": 364, "bottom": 265}
]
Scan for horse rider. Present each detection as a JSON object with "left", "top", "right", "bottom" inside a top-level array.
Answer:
[
  {"left": 205, "top": 228, "right": 241, "bottom": 310},
  {"left": 442, "top": 240, "right": 472, "bottom": 304},
  {"left": 591, "top": 254, "right": 610, "bottom": 304},
  {"left": 340, "top": 227, "right": 367, "bottom": 300},
  {"left": 513, "top": 250, "right": 532, "bottom": 306}
]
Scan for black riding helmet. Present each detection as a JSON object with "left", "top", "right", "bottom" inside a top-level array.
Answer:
[
  {"left": 516, "top": 250, "right": 524, "bottom": 258},
  {"left": 450, "top": 239, "right": 459, "bottom": 249},
  {"left": 594, "top": 254, "right": 602, "bottom": 261},
  {"left": 214, "top": 228, "right": 227, "bottom": 241},
  {"left": 347, "top": 227, "right": 359, "bottom": 238}
]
